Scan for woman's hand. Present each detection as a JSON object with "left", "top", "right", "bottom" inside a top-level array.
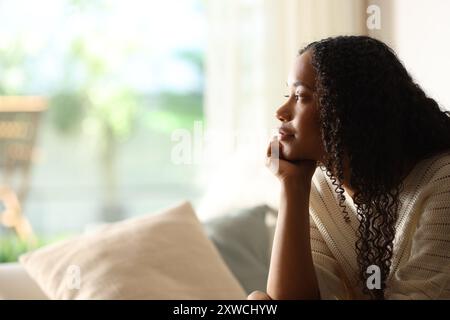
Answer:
[
  {"left": 264, "top": 135, "right": 321, "bottom": 300},
  {"left": 265, "top": 136, "right": 317, "bottom": 185}
]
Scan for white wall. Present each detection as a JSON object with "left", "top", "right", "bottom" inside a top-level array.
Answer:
[{"left": 371, "top": 0, "right": 450, "bottom": 110}]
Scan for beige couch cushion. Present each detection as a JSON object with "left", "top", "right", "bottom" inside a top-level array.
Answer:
[
  {"left": 0, "top": 263, "right": 48, "bottom": 300},
  {"left": 19, "top": 201, "right": 246, "bottom": 300}
]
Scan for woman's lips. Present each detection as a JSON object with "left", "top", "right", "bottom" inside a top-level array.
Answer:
[
  {"left": 279, "top": 133, "right": 295, "bottom": 141},
  {"left": 278, "top": 129, "right": 295, "bottom": 141}
]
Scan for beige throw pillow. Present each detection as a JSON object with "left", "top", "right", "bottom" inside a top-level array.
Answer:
[{"left": 19, "top": 201, "right": 246, "bottom": 300}]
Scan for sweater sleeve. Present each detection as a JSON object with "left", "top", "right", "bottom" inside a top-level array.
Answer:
[
  {"left": 385, "top": 173, "right": 450, "bottom": 300},
  {"left": 309, "top": 216, "right": 351, "bottom": 299}
]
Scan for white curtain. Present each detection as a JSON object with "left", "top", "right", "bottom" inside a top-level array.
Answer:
[{"left": 197, "top": 0, "right": 368, "bottom": 219}]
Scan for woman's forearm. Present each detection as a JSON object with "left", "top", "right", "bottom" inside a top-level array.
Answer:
[{"left": 266, "top": 178, "right": 320, "bottom": 300}]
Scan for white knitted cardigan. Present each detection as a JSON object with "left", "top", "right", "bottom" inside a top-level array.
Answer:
[{"left": 309, "top": 150, "right": 450, "bottom": 300}]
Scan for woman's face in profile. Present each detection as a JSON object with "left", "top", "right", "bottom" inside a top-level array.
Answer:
[{"left": 276, "top": 50, "right": 325, "bottom": 162}]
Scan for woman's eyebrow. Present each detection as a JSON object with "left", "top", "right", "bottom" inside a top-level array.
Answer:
[{"left": 286, "top": 80, "right": 315, "bottom": 91}]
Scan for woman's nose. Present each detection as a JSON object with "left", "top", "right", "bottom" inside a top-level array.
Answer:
[{"left": 276, "top": 103, "right": 291, "bottom": 122}]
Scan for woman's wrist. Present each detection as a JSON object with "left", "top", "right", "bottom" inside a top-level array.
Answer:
[
  {"left": 279, "top": 177, "right": 312, "bottom": 221},
  {"left": 280, "top": 176, "right": 312, "bottom": 192}
]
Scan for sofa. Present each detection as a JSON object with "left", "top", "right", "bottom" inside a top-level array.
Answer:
[
  {"left": 0, "top": 262, "right": 48, "bottom": 299},
  {"left": 0, "top": 202, "right": 277, "bottom": 300}
]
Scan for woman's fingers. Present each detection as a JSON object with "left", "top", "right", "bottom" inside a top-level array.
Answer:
[
  {"left": 266, "top": 136, "right": 273, "bottom": 157},
  {"left": 266, "top": 136, "right": 281, "bottom": 174},
  {"left": 265, "top": 134, "right": 317, "bottom": 182},
  {"left": 266, "top": 135, "right": 280, "bottom": 158}
]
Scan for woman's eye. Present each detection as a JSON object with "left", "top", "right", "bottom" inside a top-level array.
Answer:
[
  {"left": 284, "top": 94, "right": 309, "bottom": 102},
  {"left": 298, "top": 94, "right": 311, "bottom": 102},
  {"left": 283, "top": 94, "right": 300, "bottom": 99}
]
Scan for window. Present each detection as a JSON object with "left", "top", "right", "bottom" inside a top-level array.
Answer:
[{"left": 0, "top": 0, "right": 205, "bottom": 242}]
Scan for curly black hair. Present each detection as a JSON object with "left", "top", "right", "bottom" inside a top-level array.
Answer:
[{"left": 300, "top": 35, "right": 450, "bottom": 299}]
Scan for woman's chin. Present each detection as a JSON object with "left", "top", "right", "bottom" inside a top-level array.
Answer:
[
  {"left": 282, "top": 153, "right": 302, "bottom": 162},
  {"left": 280, "top": 143, "right": 310, "bottom": 162},
  {"left": 280, "top": 145, "right": 299, "bottom": 161}
]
